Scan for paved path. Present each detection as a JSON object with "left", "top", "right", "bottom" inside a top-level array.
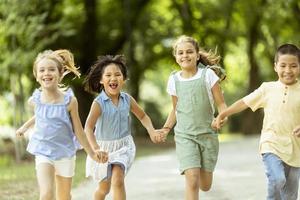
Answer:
[{"left": 72, "top": 136, "right": 267, "bottom": 200}]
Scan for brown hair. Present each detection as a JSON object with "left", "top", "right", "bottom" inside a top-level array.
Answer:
[
  {"left": 172, "top": 35, "right": 221, "bottom": 66},
  {"left": 172, "top": 35, "right": 226, "bottom": 81}
]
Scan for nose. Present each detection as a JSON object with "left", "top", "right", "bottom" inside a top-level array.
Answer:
[
  {"left": 44, "top": 69, "right": 50, "bottom": 75},
  {"left": 285, "top": 67, "right": 292, "bottom": 73}
]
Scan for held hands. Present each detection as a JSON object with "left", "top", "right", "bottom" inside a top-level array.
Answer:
[
  {"left": 91, "top": 150, "right": 108, "bottom": 163},
  {"left": 292, "top": 125, "right": 300, "bottom": 137},
  {"left": 212, "top": 115, "right": 228, "bottom": 131},
  {"left": 149, "top": 129, "right": 167, "bottom": 143}
]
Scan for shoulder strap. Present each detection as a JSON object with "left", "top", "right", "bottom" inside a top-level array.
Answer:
[{"left": 198, "top": 62, "right": 226, "bottom": 82}]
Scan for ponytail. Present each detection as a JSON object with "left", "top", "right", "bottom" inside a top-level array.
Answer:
[{"left": 54, "top": 49, "right": 81, "bottom": 79}]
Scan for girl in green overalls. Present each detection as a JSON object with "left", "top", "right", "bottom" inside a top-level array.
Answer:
[{"left": 161, "top": 35, "right": 227, "bottom": 200}]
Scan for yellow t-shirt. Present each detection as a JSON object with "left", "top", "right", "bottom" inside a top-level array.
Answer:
[{"left": 243, "top": 81, "right": 300, "bottom": 167}]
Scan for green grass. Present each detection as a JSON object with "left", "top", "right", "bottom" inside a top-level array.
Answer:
[{"left": 0, "top": 137, "right": 174, "bottom": 200}]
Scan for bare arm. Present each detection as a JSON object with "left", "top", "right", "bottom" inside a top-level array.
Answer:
[
  {"left": 211, "top": 82, "right": 227, "bottom": 129},
  {"left": 69, "top": 97, "right": 107, "bottom": 162},
  {"left": 130, "top": 96, "right": 162, "bottom": 143},
  {"left": 84, "top": 101, "right": 101, "bottom": 150},
  {"left": 211, "top": 83, "right": 227, "bottom": 114},
  {"left": 16, "top": 98, "right": 35, "bottom": 137},
  {"left": 215, "top": 99, "right": 249, "bottom": 129},
  {"left": 161, "top": 95, "right": 177, "bottom": 134},
  {"left": 16, "top": 116, "right": 35, "bottom": 137}
]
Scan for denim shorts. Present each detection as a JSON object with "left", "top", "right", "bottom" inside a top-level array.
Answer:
[{"left": 175, "top": 133, "right": 219, "bottom": 174}]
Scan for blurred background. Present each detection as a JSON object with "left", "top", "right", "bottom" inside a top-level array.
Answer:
[{"left": 0, "top": 0, "right": 299, "bottom": 199}]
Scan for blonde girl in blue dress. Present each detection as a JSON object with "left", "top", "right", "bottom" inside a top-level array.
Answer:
[
  {"left": 161, "top": 35, "right": 227, "bottom": 200},
  {"left": 84, "top": 55, "right": 164, "bottom": 200},
  {"left": 16, "top": 49, "right": 107, "bottom": 200}
]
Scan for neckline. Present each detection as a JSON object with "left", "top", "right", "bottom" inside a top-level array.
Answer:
[{"left": 277, "top": 80, "right": 299, "bottom": 89}]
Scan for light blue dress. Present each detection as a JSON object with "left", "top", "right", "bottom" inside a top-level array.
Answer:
[
  {"left": 27, "top": 88, "right": 80, "bottom": 160},
  {"left": 86, "top": 91, "right": 136, "bottom": 182}
]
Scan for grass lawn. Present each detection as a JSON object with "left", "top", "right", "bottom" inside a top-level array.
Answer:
[{"left": 0, "top": 136, "right": 174, "bottom": 200}]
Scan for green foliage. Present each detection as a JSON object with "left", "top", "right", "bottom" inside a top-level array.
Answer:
[{"left": 0, "top": 0, "right": 299, "bottom": 132}]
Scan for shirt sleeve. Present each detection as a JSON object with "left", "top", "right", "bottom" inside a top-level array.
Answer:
[
  {"left": 242, "top": 83, "right": 266, "bottom": 112},
  {"left": 206, "top": 68, "right": 219, "bottom": 89},
  {"left": 166, "top": 74, "right": 176, "bottom": 96}
]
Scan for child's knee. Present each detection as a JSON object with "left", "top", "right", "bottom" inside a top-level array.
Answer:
[
  {"left": 111, "top": 176, "right": 125, "bottom": 188},
  {"left": 186, "top": 175, "right": 200, "bottom": 190},
  {"left": 199, "top": 183, "right": 212, "bottom": 192},
  {"left": 95, "top": 185, "right": 110, "bottom": 197}
]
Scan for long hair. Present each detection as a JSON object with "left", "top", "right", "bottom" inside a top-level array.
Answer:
[
  {"left": 84, "top": 55, "right": 128, "bottom": 94},
  {"left": 172, "top": 35, "right": 221, "bottom": 66},
  {"left": 33, "top": 49, "right": 80, "bottom": 81}
]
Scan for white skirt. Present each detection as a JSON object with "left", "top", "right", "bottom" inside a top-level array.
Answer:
[{"left": 86, "top": 135, "right": 136, "bottom": 182}]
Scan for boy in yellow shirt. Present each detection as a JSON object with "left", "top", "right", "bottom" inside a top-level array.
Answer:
[{"left": 216, "top": 44, "right": 300, "bottom": 200}]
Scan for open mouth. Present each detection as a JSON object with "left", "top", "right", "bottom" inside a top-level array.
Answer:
[
  {"left": 109, "top": 83, "right": 118, "bottom": 89},
  {"left": 43, "top": 77, "right": 53, "bottom": 83}
]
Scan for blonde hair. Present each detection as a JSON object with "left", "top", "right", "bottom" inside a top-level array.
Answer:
[
  {"left": 172, "top": 35, "right": 221, "bottom": 66},
  {"left": 33, "top": 49, "right": 81, "bottom": 81}
]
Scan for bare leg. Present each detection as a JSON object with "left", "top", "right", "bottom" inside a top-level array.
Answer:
[
  {"left": 184, "top": 168, "right": 213, "bottom": 200},
  {"left": 94, "top": 179, "right": 110, "bottom": 200},
  {"left": 199, "top": 168, "right": 213, "bottom": 191},
  {"left": 184, "top": 168, "right": 200, "bottom": 200},
  {"left": 55, "top": 175, "right": 72, "bottom": 200},
  {"left": 36, "top": 163, "right": 55, "bottom": 200},
  {"left": 111, "top": 165, "right": 126, "bottom": 200}
]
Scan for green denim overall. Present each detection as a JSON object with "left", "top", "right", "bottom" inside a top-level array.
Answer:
[{"left": 173, "top": 66, "right": 219, "bottom": 173}]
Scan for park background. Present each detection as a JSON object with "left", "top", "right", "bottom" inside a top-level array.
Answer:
[{"left": 0, "top": 0, "right": 299, "bottom": 199}]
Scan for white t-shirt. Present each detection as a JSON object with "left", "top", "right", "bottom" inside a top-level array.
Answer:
[{"left": 166, "top": 68, "right": 219, "bottom": 111}]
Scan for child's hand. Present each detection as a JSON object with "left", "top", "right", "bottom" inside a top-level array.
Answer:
[
  {"left": 16, "top": 127, "right": 27, "bottom": 137},
  {"left": 149, "top": 130, "right": 165, "bottom": 143},
  {"left": 293, "top": 125, "right": 300, "bottom": 137},
  {"left": 211, "top": 119, "right": 218, "bottom": 130},
  {"left": 214, "top": 115, "right": 228, "bottom": 130},
  {"left": 92, "top": 150, "right": 108, "bottom": 163}
]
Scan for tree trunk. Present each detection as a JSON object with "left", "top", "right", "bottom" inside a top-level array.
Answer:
[
  {"left": 75, "top": 0, "right": 97, "bottom": 122},
  {"left": 241, "top": 0, "right": 267, "bottom": 135}
]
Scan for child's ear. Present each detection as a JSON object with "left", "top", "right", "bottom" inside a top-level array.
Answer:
[{"left": 274, "top": 63, "right": 277, "bottom": 72}]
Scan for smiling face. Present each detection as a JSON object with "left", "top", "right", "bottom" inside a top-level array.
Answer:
[
  {"left": 174, "top": 41, "right": 199, "bottom": 71},
  {"left": 100, "top": 63, "right": 125, "bottom": 97},
  {"left": 274, "top": 54, "right": 300, "bottom": 85},
  {"left": 35, "top": 58, "right": 62, "bottom": 90}
]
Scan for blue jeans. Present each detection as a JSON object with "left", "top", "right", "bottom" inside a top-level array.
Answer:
[{"left": 262, "top": 153, "right": 300, "bottom": 200}]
